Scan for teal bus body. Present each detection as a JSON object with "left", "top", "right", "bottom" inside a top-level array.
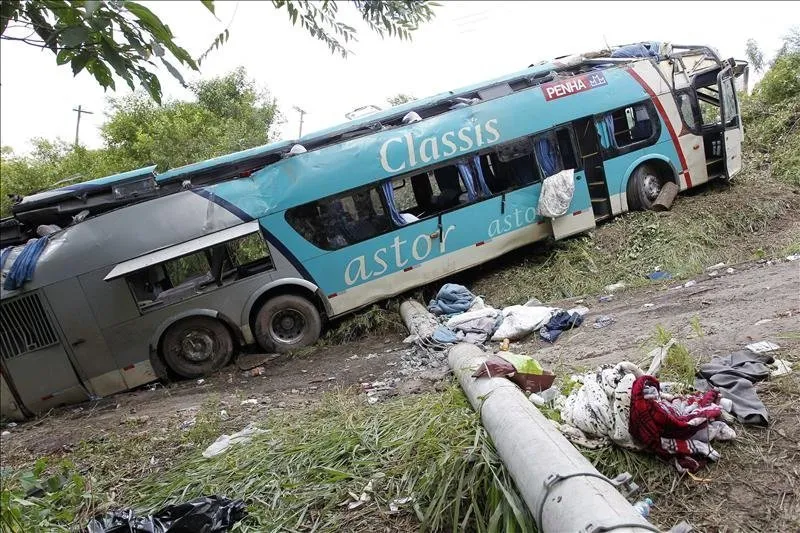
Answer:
[
  {"left": 1, "top": 45, "right": 745, "bottom": 416},
  {"left": 198, "top": 65, "right": 676, "bottom": 305}
]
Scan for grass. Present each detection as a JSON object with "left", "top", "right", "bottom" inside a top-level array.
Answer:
[
  {"left": 1, "top": 388, "right": 534, "bottom": 533},
  {"left": 321, "top": 301, "right": 408, "bottom": 345},
  {"left": 464, "top": 166, "right": 798, "bottom": 307}
]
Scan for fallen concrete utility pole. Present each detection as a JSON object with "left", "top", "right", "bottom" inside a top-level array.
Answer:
[
  {"left": 400, "top": 300, "right": 438, "bottom": 340},
  {"left": 449, "top": 343, "right": 658, "bottom": 533}
]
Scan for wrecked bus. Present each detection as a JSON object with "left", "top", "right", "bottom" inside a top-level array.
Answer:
[{"left": 0, "top": 43, "right": 747, "bottom": 418}]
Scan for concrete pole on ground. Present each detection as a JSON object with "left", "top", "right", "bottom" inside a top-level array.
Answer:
[{"left": 448, "top": 343, "right": 657, "bottom": 533}]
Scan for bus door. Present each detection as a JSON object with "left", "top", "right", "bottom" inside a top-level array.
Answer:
[
  {"left": 0, "top": 291, "right": 90, "bottom": 415},
  {"left": 534, "top": 128, "right": 596, "bottom": 240},
  {"left": 718, "top": 65, "right": 742, "bottom": 177}
]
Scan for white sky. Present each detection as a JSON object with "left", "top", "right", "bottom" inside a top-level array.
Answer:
[{"left": 1, "top": 1, "right": 796, "bottom": 153}]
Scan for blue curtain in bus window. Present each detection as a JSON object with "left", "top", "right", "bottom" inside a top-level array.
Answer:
[
  {"left": 381, "top": 181, "right": 408, "bottom": 226},
  {"left": 595, "top": 116, "right": 614, "bottom": 149},
  {"left": 472, "top": 156, "right": 492, "bottom": 196},
  {"left": 535, "top": 136, "right": 561, "bottom": 177},
  {"left": 456, "top": 163, "right": 478, "bottom": 201}
]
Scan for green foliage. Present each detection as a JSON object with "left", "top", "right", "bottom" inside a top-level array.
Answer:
[
  {"left": 273, "top": 0, "right": 438, "bottom": 58},
  {"left": 322, "top": 301, "right": 406, "bottom": 344},
  {"left": 745, "top": 38, "right": 765, "bottom": 73},
  {"left": 772, "top": 25, "right": 800, "bottom": 64},
  {"left": 0, "top": 140, "right": 120, "bottom": 217},
  {"left": 386, "top": 93, "right": 416, "bottom": 106},
  {"left": 1, "top": 1, "right": 437, "bottom": 104},
  {"left": 0, "top": 68, "right": 279, "bottom": 217},
  {"left": 0, "top": 0, "right": 214, "bottom": 103},
  {"left": 0, "top": 458, "right": 94, "bottom": 532},
  {"left": 740, "top": 52, "right": 800, "bottom": 185},
  {"left": 101, "top": 66, "right": 280, "bottom": 172},
  {"left": 119, "top": 388, "right": 532, "bottom": 532}
]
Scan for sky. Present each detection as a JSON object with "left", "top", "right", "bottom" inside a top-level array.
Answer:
[{"left": 1, "top": 1, "right": 797, "bottom": 154}]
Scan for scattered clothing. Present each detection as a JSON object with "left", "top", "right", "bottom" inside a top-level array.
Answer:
[
  {"left": 537, "top": 168, "right": 575, "bottom": 218},
  {"left": 427, "top": 283, "right": 476, "bottom": 316},
  {"left": 432, "top": 325, "right": 459, "bottom": 344},
  {"left": 770, "top": 359, "right": 793, "bottom": 377},
  {"left": 560, "top": 362, "right": 644, "bottom": 450},
  {"left": 444, "top": 307, "right": 502, "bottom": 345},
  {"left": 629, "top": 375, "right": 734, "bottom": 473},
  {"left": 86, "top": 495, "right": 247, "bottom": 533},
  {"left": 2, "top": 236, "right": 50, "bottom": 291},
  {"left": 473, "top": 352, "right": 554, "bottom": 393},
  {"left": 202, "top": 424, "right": 267, "bottom": 458},
  {"left": 695, "top": 350, "right": 773, "bottom": 426},
  {"left": 744, "top": 341, "right": 780, "bottom": 354},
  {"left": 491, "top": 305, "right": 555, "bottom": 341},
  {"left": 593, "top": 315, "right": 615, "bottom": 329},
  {"left": 539, "top": 310, "right": 583, "bottom": 343},
  {"left": 647, "top": 271, "right": 672, "bottom": 281}
]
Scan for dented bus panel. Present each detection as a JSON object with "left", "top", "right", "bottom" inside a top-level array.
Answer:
[{"left": 0, "top": 43, "right": 746, "bottom": 417}]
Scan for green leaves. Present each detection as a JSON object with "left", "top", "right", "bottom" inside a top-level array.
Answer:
[
  {"left": 2, "top": 1, "right": 210, "bottom": 104},
  {"left": 3, "top": 0, "right": 437, "bottom": 106},
  {"left": 273, "top": 1, "right": 437, "bottom": 58},
  {"left": 58, "top": 25, "right": 89, "bottom": 47}
]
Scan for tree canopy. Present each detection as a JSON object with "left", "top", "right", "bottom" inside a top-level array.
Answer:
[
  {"left": 0, "top": 67, "right": 280, "bottom": 216},
  {"left": 1, "top": 0, "right": 437, "bottom": 103}
]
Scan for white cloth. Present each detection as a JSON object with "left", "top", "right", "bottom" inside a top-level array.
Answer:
[
  {"left": 537, "top": 168, "right": 575, "bottom": 218},
  {"left": 202, "top": 424, "right": 267, "bottom": 458},
  {"left": 559, "top": 362, "right": 644, "bottom": 450},
  {"left": 490, "top": 305, "right": 555, "bottom": 341},
  {"left": 446, "top": 307, "right": 500, "bottom": 329},
  {"left": 401, "top": 212, "right": 419, "bottom": 223}
]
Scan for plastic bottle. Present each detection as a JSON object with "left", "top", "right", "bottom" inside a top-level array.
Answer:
[{"left": 632, "top": 497, "right": 654, "bottom": 518}]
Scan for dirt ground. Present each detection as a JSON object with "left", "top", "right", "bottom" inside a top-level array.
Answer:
[{"left": 2, "top": 257, "right": 799, "bottom": 531}]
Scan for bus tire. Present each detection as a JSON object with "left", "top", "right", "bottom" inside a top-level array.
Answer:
[
  {"left": 161, "top": 316, "right": 234, "bottom": 379},
  {"left": 253, "top": 294, "right": 322, "bottom": 353},
  {"left": 626, "top": 163, "right": 665, "bottom": 211}
]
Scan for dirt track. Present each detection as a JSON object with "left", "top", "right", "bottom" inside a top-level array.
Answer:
[{"left": 3, "top": 257, "right": 798, "bottom": 464}]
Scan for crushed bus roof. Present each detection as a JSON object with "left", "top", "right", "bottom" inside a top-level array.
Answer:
[{"left": 1, "top": 42, "right": 736, "bottom": 247}]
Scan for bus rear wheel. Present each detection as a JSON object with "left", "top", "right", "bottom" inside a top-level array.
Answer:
[
  {"left": 627, "top": 163, "right": 666, "bottom": 211},
  {"left": 161, "top": 316, "right": 233, "bottom": 379},
  {"left": 254, "top": 294, "right": 322, "bottom": 353}
]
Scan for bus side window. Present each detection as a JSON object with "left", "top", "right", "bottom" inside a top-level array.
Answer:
[
  {"left": 676, "top": 90, "right": 701, "bottom": 131},
  {"left": 486, "top": 137, "right": 540, "bottom": 190},
  {"left": 610, "top": 103, "right": 654, "bottom": 146},
  {"left": 532, "top": 129, "right": 578, "bottom": 178},
  {"left": 126, "top": 231, "right": 274, "bottom": 310},
  {"left": 285, "top": 187, "right": 392, "bottom": 251}
]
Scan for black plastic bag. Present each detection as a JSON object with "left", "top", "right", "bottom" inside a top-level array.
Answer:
[{"left": 86, "top": 495, "right": 247, "bottom": 533}]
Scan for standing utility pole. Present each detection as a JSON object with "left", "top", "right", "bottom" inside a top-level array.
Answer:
[
  {"left": 293, "top": 106, "right": 307, "bottom": 138},
  {"left": 72, "top": 105, "right": 94, "bottom": 147}
]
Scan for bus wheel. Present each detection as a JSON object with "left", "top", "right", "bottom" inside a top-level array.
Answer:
[
  {"left": 161, "top": 316, "right": 233, "bottom": 379},
  {"left": 627, "top": 163, "right": 665, "bottom": 211},
  {"left": 254, "top": 294, "right": 322, "bottom": 353}
]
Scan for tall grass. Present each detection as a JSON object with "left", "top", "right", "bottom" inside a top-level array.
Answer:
[{"left": 0, "top": 388, "right": 534, "bottom": 532}]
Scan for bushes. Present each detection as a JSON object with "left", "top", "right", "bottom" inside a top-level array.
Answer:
[{"left": 740, "top": 52, "right": 800, "bottom": 185}]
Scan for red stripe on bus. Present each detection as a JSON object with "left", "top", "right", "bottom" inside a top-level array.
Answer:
[
  {"left": 537, "top": 220, "right": 546, "bottom": 225},
  {"left": 123, "top": 364, "right": 135, "bottom": 371},
  {"left": 475, "top": 241, "right": 485, "bottom": 247},
  {"left": 625, "top": 67, "right": 693, "bottom": 188},
  {"left": 404, "top": 266, "right": 414, "bottom": 272},
  {"left": 328, "top": 293, "right": 338, "bottom": 298},
  {"left": 573, "top": 210, "right": 583, "bottom": 216},
  {"left": 41, "top": 394, "right": 54, "bottom": 401}
]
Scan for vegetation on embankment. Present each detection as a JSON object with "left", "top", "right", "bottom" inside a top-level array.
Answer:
[{"left": 2, "top": 49, "right": 799, "bottom": 533}]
